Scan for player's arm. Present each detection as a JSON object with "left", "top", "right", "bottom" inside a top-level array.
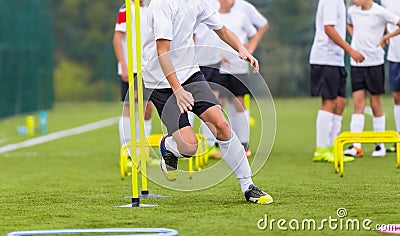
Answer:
[
  {"left": 325, "top": 24, "right": 364, "bottom": 63},
  {"left": 379, "top": 21, "right": 400, "bottom": 48},
  {"left": 113, "top": 31, "right": 129, "bottom": 82},
  {"left": 244, "top": 24, "right": 269, "bottom": 54},
  {"left": 213, "top": 26, "right": 259, "bottom": 73},
  {"left": 156, "top": 39, "right": 194, "bottom": 113}
]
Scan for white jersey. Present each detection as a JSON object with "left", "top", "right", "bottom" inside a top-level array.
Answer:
[
  {"left": 348, "top": 3, "right": 400, "bottom": 66},
  {"left": 194, "top": 23, "right": 222, "bottom": 66},
  {"left": 309, "top": 0, "right": 346, "bottom": 67},
  {"left": 142, "top": 0, "right": 223, "bottom": 89},
  {"left": 218, "top": 11, "right": 257, "bottom": 75},
  {"left": 115, "top": 4, "right": 149, "bottom": 74},
  {"left": 381, "top": 0, "right": 400, "bottom": 62}
]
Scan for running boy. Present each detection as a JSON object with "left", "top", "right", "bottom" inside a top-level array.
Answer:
[
  {"left": 344, "top": 0, "right": 400, "bottom": 158},
  {"left": 142, "top": 0, "right": 273, "bottom": 204},
  {"left": 310, "top": 0, "right": 364, "bottom": 162}
]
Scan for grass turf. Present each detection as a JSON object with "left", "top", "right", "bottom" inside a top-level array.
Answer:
[{"left": 0, "top": 98, "right": 399, "bottom": 235}]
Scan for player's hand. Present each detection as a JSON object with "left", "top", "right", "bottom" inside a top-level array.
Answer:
[
  {"left": 239, "top": 49, "right": 259, "bottom": 73},
  {"left": 349, "top": 49, "right": 365, "bottom": 63},
  {"left": 174, "top": 88, "right": 194, "bottom": 113},
  {"left": 378, "top": 35, "right": 390, "bottom": 49},
  {"left": 121, "top": 65, "right": 129, "bottom": 82}
]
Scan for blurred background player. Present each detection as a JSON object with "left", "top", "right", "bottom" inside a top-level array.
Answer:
[
  {"left": 113, "top": 0, "right": 154, "bottom": 158},
  {"left": 381, "top": 0, "right": 400, "bottom": 153},
  {"left": 309, "top": 0, "right": 364, "bottom": 162},
  {"left": 217, "top": 0, "right": 263, "bottom": 158},
  {"left": 344, "top": 0, "right": 400, "bottom": 158}
]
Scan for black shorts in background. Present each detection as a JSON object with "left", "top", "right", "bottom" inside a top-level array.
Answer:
[
  {"left": 351, "top": 65, "right": 385, "bottom": 95},
  {"left": 220, "top": 73, "right": 250, "bottom": 97},
  {"left": 200, "top": 64, "right": 224, "bottom": 91},
  {"left": 310, "top": 64, "right": 347, "bottom": 99},
  {"left": 120, "top": 74, "right": 151, "bottom": 103}
]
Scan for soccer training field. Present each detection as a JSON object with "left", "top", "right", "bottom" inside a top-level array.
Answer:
[{"left": 0, "top": 98, "right": 399, "bottom": 235}]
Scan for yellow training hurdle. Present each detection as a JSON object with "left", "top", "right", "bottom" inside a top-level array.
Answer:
[
  {"left": 120, "top": 133, "right": 210, "bottom": 180},
  {"left": 333, "top": 131, "right": 400, "bottom": 177}
]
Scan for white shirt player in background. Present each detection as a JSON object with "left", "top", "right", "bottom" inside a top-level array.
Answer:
[
  {"left": 113, "top": 0, "right": 153, "bottom": 155},
  {"left": 309, "top": 0, "right": 364, "bottom": 163},
  {"left": 344, "top": 0, "right": 400, "bottom": 158},
  {"left": 381, "top": 0, "right": 400, "bottom": 153},
  {"left": 143, "top": 0, "right": 273, "bottom": 204}
]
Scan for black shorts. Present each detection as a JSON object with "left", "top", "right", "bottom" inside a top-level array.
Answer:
[
  {"left": 310, "top": 64, "right": 347, "bottom": 99},
  {"left": 149, "top": 71, "right": 220, "bottom": 135},
  {"left": 120, "top": 74, "right": 151, "bottom": 103},
  {"left": 220, "top": 73, "right": 250, "bottom": 97},
  {"left": 200, "top": 64, "right": 224, "bottom": 92},
  {"left": 351, "top": 65, "right": 385, "bottom": 95}
]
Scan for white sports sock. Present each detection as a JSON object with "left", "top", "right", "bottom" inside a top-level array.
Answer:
[
  {"left": 119, "top": 117, "right": 131, "bottom": 147},
  {"left": 200, "top": 120, "right": 216, "bottom": 146},
  {"left": 394, "top": 105, "right": 400, "bottom": 133},
  {"left": 373, "top": 115, "right": 386, "bottom": 148},
  {"left": 316, "top": 110, "right": 333, "bottom": 147},
  {"left": 330, "top": 114, "right": 343, "bottom": 146},
  {"left": 217, "top": 133, "right": 253, "bottom": 193},
  {"left": 227, "top": 102, "right": 236, "bottom": 122},
  {"left": 232, "top": 110, "right": 250, "bottom": 145},
  {"left": 165, "top": 136, "right": 183, "bottom": 158},
  {"left": 187, "top": 111, "right": 195, "bottom": 127},
  {"left": 350, "top": 114, "right": 365, "bottom": 149},
  {"left": 144, "top": 119, "right": 152, "bottom": 137}
]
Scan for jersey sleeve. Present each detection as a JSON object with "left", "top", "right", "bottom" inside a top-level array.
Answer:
[
  {"left": 242, "top": 15, "right": 257, "bottom": 38},
  {"left": 151, "top": 0, "right": 174, "bottom": 41},
  {"left": 381, "top": 7, "right": 400, "bottom": 25},
  {"left": 115, "top": 5, "right": 127, "bottom": 32},
  {"left": 322, "top": 0, "right": 339, "bottom": 26},
  {"left": 199, "top": 1, "right": 223, "bottom": 30},
  {"left": 241, "top": 1, "right": 268, "bottom": 29}
]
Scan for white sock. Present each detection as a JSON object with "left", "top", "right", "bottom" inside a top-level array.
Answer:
[
  {"left": 330, "top": 114, "right": 343, "bottom": 146},
  {"left": 165, "top": 136, "right": 183, "bottom": 158},
  {"left": 394, "top": 105, "right": 400, "bottom": 133},
  {"left": 187, "top": 111, "right": 195, "bottom": 127},
  {"left": 232, "top": 110, "right": 250, "bottom": 145},
  {"left": 373, "top": 115, "right": 386, "bottom": 148},
  {"left": 144, "top": 119, "right": 152, "bottom": 137},
  {"left": 119, "top": 116, "right": 131, "bottom": 147},
  {"left": 350, "top": 114, "right": 365, "bottom": 149},
  {"left": 200, "top": 121, "right": 216, "bottom": 146},
  {"left": 217, "top": 132, "right": 253, "bottom": 193},
  {"left": 227, "top": 102, "right": 236, "bottom": 122},
  {"left": 316, "top": 110, "right": 333, "bottom": 148}
]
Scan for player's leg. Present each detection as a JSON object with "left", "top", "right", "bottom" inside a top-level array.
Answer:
[
  {"left": 368, "top": 65, "right": 386, "bottom": 157},
  {"left": 388, "top": 61, "right": 400, "bottom": 152},
  {"left": 344, "top": 66, "right": 367, "bottom": 157},
  {"left": 119, "top": 80, "right": 131, "bottom": 149}
]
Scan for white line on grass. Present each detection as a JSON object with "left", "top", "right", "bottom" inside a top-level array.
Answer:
[{"left": 0, "top": 117, "right": 119, "bottom": 154}]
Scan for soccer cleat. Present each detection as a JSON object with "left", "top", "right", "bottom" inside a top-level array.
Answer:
[
  {"left": 160, "top": 136, "right": 178, "bottom": 182},
  {"left": 343, "top": 146, "right": 363, "bottom": 157},
  {"left": 323, "top": 152, "right": 355, "bottom": 163},
  {"left": 372, "top": 144, "right": 386, "bottom": 157},
  {"left": 245, "top": 184, "right": 273, "bottom": 204},
  {"left": 245, "top": 147, "right": 252, "bottom": 158},
  {"left": 312, "top": 147, "right": 330, "bottom": 162},
  {"left": 386, "top": 144, "right": 396, "bottom": 153}
]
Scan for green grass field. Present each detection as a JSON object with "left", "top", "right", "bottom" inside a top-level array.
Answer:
[{"left": 0, "top": 98, "right": 399, "bottom": 235}]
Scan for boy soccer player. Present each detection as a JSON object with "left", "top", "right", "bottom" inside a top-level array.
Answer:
[
  {"left": 113, "top": 1, "right": 153, "bottom": 150},
  {"left": 310, "top": 0, "right": 364, "bottom": 162},
  {"left": 381, "top": 0, "right": 400, "bottom": 153},
  {"left": 142, "top": 0, "right": 273, "bottom": 204},
  {"left": 344, "top": 0, "right": 400, "bottom": 158}
]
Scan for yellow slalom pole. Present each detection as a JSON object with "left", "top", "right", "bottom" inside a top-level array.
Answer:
[
  {"left": 244, "top": 94, "right": 250, "bottom": 110},
  {"left": 125, "top": 0, "right": 139, "bottom": 206},
  {"left": 134, "top": 0, "right": 148, "bottom": 194}
]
